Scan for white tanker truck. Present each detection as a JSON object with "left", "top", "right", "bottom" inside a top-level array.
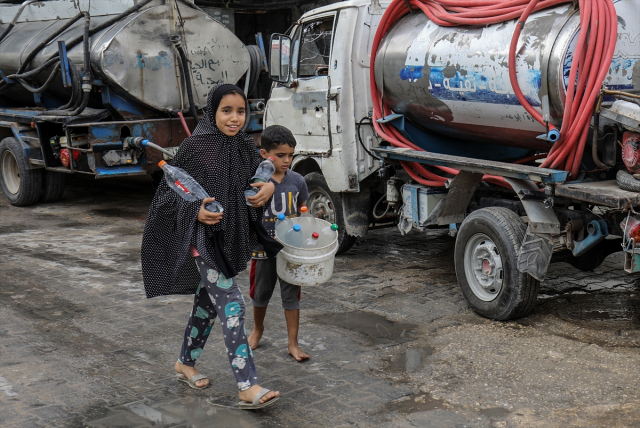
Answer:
[
  {"left": 0, "top": 0, "right": 264, "bottom": 205},
  {"left": 265, "top": 0, "right": 640, "bottom": 320}
]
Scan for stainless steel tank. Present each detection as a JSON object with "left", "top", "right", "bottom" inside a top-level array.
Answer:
[
  {"left": 374, "top": 0, "right": 640, "bottom": 150},
  {"left": 0, "top": 0, "right": 250, "bottom": 112}
]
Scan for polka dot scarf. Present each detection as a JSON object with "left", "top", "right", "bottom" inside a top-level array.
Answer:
[{"left": 141, "top": 84, "right": 274, "bottom": 298}]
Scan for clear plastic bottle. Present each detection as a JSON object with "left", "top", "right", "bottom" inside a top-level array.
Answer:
[
  {"left": 298, "top": 205, "right": 315, "bottom": 228},
  {"left": 244, "top": 157, "right": 276, "bottom": 206},
  {"left": 304, "top": 232, "right": 320, "bottom": 249},
  {"left": 318, "top": 223, "right": 338, "bottom": 247},
  {"left": 284, "top": 224, "right": 303, "bottom": 248},
  {"left": 158, "top": 160, "right": 223, "bottom": 213},
  {"left": 275, "top": 213, "right": 293, "bottom": 239}
]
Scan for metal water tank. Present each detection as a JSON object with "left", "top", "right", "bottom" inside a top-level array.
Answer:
[{"left": 374, "top": 1, "right": 640, "bottom": 150}]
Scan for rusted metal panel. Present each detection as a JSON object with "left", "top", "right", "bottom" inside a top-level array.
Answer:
[
  {"left": 555, "top": 181, "right": 640, "bottom": 209},
  {"left": 436, "top": 171, "right": 483, "bottom": 225}
]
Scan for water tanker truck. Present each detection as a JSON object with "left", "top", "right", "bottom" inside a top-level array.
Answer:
[
  {"left": 265, "top": 0, "right": 640, "bottom": 320},
  {"left": 0, "top": 0, "right": 265, "bottom": 205}
]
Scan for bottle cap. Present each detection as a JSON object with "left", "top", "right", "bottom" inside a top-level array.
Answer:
[
  {"left": 300, "top": 206, "right": 308, "bottom": 213},
  {"left": 277, "top": 213, "right": 286, "bottom": 220},
  {"left": 331, "top": 224, "right": 339, "bottom": 231},
  {"left": 158, "top": 160, "right": 167, "bottom": 167},
  {"left": 268, "top": 157, "right": 275, "bottom": 162},
  {"left": 312, "top": 232, "right": 319, "bottom": 239},
  {"left": 293, "top": 224, "right": 301, "bottom": 231}
]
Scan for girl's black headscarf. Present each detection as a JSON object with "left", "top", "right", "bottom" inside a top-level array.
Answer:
[{"left": 141, "top": 84, "right": 281, "bottom": 298}]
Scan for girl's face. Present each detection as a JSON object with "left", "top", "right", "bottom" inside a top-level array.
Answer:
[{"left": 215, "top": 93, "right": 246, "bottom": 136}]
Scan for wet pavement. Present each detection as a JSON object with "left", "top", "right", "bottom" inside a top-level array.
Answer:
[{"left": 1, "top": 175, "right": 640, "bottom": 427}]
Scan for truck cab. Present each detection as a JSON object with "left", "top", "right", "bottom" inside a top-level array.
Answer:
[{"left": 265, "top": 0, "right": 389, "bottom": 253}]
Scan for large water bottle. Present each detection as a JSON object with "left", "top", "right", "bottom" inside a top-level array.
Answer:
[
  {"left": 158, "top": 160, "right": 223, "bottom": 213},
  {"left": 245, "top": 157, "right": 276, "bottom": 206},
  {"left": 298, "top": 206, "right": 315, "bottom": 228},
  {"left": 318, "top": 223, "right": 338, "bottom": 247},
  {"left": 275, "top": 213, "right": 293, "bottom": 239},
  {"left": 284, "top": 224, "right": 303, "bottom": 248},
  {"left": 303, "top": 232, "right": 320, "bottom": 249}
]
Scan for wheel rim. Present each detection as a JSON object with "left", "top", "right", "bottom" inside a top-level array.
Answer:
[
  {"left": 1, "top": 150, "right": 20, "bottom": 195},
  {"left": 307, "top": 188, "right": 336, "bottom": 223},
  {"left": 463, "top": 233, "right": 503, "bottom": 302}
]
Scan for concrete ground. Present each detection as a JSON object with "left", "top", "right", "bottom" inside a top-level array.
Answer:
[{"left": 1, "top": 174, "right": 640, "bottom": 428}]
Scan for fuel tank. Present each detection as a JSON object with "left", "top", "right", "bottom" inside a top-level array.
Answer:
[
  {"left": 374, "top": 0, "right": 640, "bottom": 150},
  {"left": 0, "top": 0, "right": 249, "bottom": 113}
]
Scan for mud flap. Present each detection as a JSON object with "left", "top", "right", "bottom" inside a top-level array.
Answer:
[
  {"left": 342, "top": 191, "right": 370, "bottom": 238},
  {"left": 517, "top": 225, "right": 554, "bottom": 281}
]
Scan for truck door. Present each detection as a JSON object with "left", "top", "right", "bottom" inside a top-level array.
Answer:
[{"left": 266, "top": 13, "right": 336, "bottom": 156}]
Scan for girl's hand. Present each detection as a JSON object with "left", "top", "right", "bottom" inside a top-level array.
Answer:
[
  {"left": 197, "top": 198, "right": 223, "bottom": 225},
  {"left": 247, "top": 182, "right": 275, "bottom": 207}
]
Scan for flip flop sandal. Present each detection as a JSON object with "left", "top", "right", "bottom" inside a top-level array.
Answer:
[
  {"left": 176, "top": 373, "right": 210, "bottom": 389},
  {"left": 238, "top": 388, "right": 279, "bottom": 410},
  {"left": 206, "top": 388, "right": 279, "bottom": 410}
]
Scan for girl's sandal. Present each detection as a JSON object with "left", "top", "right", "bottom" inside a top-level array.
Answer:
[
  {"left": 176, "top": 373, "right": 210, "bottom": 389},
  {"left": 238, "top": 388, "right": 279, "bottom": 410}
]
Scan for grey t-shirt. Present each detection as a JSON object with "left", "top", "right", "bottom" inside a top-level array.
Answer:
[{"left": 253, "top": 170, "right": 309, "bottom": 257}]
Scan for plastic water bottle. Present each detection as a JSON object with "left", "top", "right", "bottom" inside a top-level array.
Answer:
[
  {"left": 275, "top": 213, "right": 293, "bottom": 239},
  {"left": 158, "top": 160, "right": 223, "bottom": 213},
  {"left": 304, "top": 232, "right": 320, "bottom": 249},
  {"left": 298, "top": 206, "right": 315, "bottom": 228},
  {"left": 318, "top": 223, "right": 338, "bottom": 247},
  {"left": 284, "top": 224, "right": 303, "bottom": 248},
  {"left": 245, "top": 157, "right": 276, "bottom": 206}
]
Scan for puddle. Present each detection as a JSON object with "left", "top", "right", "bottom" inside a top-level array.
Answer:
[
  {"left": 308, "top": 311, "right": 417, "bottom": 346},
  {"left": 480, "top": 407, "right": 511, "bottom": 419},
  {"left": 555, "top": 294, "right": 640, "bottom": 329},
  {"left": 383, "top": 346, "right": 435, "bottom": 373},
  {"left": 77, "top": 396, "right": 259, "bottom": 428},
  {"left": 378, "top": 393, "right": 445, "bottom": 415}
]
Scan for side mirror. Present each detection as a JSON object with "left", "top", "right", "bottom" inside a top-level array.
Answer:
[{"left": 269, "top": 33, "right": 291, "bottom": 83}]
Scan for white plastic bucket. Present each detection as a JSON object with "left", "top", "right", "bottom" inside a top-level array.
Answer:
[{"left": 275, "top": 218, "right": 339, "bottom": 286}]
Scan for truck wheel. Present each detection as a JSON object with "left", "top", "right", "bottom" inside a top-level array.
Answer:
[
  {"left": 455, "top": 207, "right": 539, "bottom": 321},
  {"left": 616, "top": 169, "right": 640, "bottom": 192},
  {"left": 0, "top": 137, "right": 42, "bottom": 206},
  {"left": 40, "top": 171, "right": 66, "bottom": 203},
  {"left": 304, "top": 172, "right": 357, "bottom": 254}
]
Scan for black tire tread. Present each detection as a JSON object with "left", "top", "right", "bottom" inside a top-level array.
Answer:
[
  {"left": 304, "top": 171, "right": 357, "bottom": 255},
  {"left": 455, "top": 207, "right": 539, "bottom": 321},
  {"left": 40, "top": 170, "right": 66, "bottom": 203},
  {"left": 0, "top": 137, "right": 43, "bottom": 206},
  {"left": 616, "top": 169, "right": 640, "bottom": 192}
]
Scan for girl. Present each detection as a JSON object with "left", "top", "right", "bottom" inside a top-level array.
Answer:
[{"left": 141, "top": 84, "right": 281, "bottom": 409}]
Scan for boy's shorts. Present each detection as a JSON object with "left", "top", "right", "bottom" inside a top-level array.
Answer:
[{"left": 250, "top": 257, "right": 301, "bottom": 310}]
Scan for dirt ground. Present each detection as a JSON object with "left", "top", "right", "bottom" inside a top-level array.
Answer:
[{"left": 1, "top": 174, "right": 640, "bottom": 427}]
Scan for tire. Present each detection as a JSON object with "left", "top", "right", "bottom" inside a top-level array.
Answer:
[
  {"left": 304, "top": 172, "right": 357, "bottom": 254},
  {"left": 454, "top": 207, "right": 539, "bottom": 321},
  {"left": 40, "top": 170, "right": 66, "bottom": 203},
  {"left": 0, "top": 137, "right": 42, "bottom": 206},
  {"left": 616, "top": 169, "right": 640, "bottom": 192}
]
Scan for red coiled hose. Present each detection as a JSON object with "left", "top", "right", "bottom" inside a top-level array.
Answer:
[{"left": 370, "top": 0, "right": 618, "bottom": 186}]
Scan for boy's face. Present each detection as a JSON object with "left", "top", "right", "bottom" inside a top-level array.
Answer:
[{"left": 261, "top": 144, "right": 295, "bottom": 173}]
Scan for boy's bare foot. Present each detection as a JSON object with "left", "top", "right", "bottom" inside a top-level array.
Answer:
[
  {"left": 288, "top": 343, "right": 309, "bottom": 362},
  {"left": 175, "top": 360, "right": 209, "bottom": 388},
  {"left": 239, "top": 384, "right": 280, "bottom": 404},
  {"left": 248, "top": 327, "right": 263, "bottom": 350}
]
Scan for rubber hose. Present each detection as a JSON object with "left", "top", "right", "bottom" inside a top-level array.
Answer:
[
  {"left": 174, "top": 42, "right": 199, "bottom": 125},
  {"left": 16, "top": 62, "right": 61, "bottom": 93},
  {"left": 0, "top": 0, "right": 38, "bottom": 44}
]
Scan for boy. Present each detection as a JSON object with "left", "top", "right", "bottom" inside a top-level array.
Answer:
[{"left": 248, "top": 125, "right": 310, "bottom": 361}]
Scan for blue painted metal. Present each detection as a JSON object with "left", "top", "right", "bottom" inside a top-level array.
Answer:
[
  {"left": 94, "top": 165, "right": 146, "bottom": 176},
  {"left": 101, "top": 87, "right": 143, "bottom": 117},
  {"left": 572, "top": 219, "right": 609, "bottom": 257},
  {"left": 379, "top": 113, "right": 532, "bottom": 161},
  {"left": 245, "top": 112, "right": 263, "bottom": 133},
  {"left": 57, "top": 41, "right": 72, "bottom": 88}
]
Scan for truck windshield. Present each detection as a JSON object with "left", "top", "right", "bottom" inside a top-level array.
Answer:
[{"left": 298, "top": 17, "right": 334, "bottom": 78}]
